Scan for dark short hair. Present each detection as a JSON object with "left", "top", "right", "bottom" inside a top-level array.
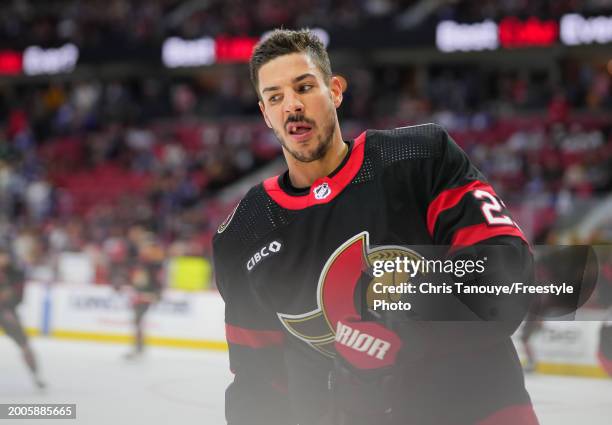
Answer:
[{"left": 249, "top": 29, "right": 332, "bottom": 97}]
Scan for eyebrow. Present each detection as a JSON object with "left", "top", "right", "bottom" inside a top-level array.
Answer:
[{"left": 261, "top": 73, "right": 317, "bottom": 94}]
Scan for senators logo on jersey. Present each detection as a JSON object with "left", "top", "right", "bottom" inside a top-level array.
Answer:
[{"left": 277, "top": 232, "right": 420, "bottom": 357}]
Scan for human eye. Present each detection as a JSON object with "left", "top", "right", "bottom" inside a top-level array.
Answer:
[
  {"left": 298, "top": 84, "right": 314, "bottom": 93},
  {"left": 268, "top": 93, "right": 282, "bottom": 103}
]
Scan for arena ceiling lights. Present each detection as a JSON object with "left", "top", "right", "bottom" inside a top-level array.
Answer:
[
  {"left": 162, "top": 29, "right": 330, "bottom": 69},
  {"left": 436, "top": 20, "right": 499, "bottom": 52},
  {"left": 436, "top": 13, "right": 612, "bottom": 53},
  {"left": 0, "top": 44, "right": 79, "bottom": 76},
  {"left": 162, "top": 37, "right": 216, "bottom": 68},
  {"left": 560, "top": 14, "right": 612, "bottom": 46},
  {"left": 23, "top": 44, "right": 79, "bottom": 76}
]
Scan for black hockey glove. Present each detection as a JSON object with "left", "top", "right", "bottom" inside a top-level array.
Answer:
[{"left": 328, "top": 314, "right": 403, "bottom": 425}]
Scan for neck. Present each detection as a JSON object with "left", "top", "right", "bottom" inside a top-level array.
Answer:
[{"left": 285, "top": 124, "right": 346, "bottom": 188}]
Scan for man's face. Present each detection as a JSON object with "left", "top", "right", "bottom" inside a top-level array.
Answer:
[{"left": 257, "top": 53, "right": 343, "bottom": 163}]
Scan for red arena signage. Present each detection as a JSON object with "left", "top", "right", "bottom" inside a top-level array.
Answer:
[
  {"left": 499, "top": 17, "right": 558, "bottom": 48},
  {"left": 436, "top": 17, "right": 561, "bottom": 53},
  {"left": 215, "top": 37, "right": 259, "bottom": 63},
  {"left": 0, "top": 50, "right": 22, "bottom": 75},
  {"left": 162, "top": 36, "right": 259, "bottom": 67}
]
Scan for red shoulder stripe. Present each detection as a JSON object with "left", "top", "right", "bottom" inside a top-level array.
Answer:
[
  {"left": 427, "top": 180, "right": 493, "bottom": 237},
  {"left": 451, "top": 223, "right": 528, "bottom": 249},
  {"left": 225, "top": 324, "right": 284, "bottom": 348}
]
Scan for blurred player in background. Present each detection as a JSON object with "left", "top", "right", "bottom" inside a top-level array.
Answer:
[
  {"left": 0, "top": 246, "right": 45, "bottom": 388},
  {"left": 597, "top": 246, "right": 612, "bottom": 377},
  {"left": 122, "top": 226, "right": 165, "bottom": 360},
  {"left": 520, "top": 312, "right": 543, "bottom": 373},
  {"left": 599, "top": 316, "right": 612, "bottom": 377},
  {"left": 104, "top": 225, "right": 132, "bottom": 292}
]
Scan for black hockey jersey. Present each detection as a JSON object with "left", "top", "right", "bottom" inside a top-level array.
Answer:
[{"left": 213, "top": 124, "right": 536, "bottom": 425}]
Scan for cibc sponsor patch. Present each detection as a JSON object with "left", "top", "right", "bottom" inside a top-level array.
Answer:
[{"left": 246, "top": 241, "right": 282, "bottom": 271}]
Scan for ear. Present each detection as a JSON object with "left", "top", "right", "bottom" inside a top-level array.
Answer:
[
  {"left": 330, "top": 76, "right": 344, "bottom": 109},
  {"left": 259, "top": 101, "right": 272, "bottom": 128}
]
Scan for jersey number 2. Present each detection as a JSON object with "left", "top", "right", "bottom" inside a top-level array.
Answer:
[{"left": 473, "top": 190, "right": 514, "bottom": 226}]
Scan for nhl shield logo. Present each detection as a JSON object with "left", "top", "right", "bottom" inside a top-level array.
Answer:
[{"left": 313, "top": 182, "right": 331, "bottom": 200}]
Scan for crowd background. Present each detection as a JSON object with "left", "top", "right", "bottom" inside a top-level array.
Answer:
[
  {"left": 2, "top": 0, "right": 612, "bottom": 45},
  {"left": 0, "top": 0, "right": 610, "bottom": 291}
]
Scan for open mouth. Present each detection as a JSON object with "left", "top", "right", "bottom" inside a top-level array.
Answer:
[{"left": 287, "top": 122, "right": 314, "bottom": 136}]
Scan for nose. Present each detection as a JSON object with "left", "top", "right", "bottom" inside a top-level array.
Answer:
[{"left": 283, "top": 91, "right": 304, "bottom": 114}]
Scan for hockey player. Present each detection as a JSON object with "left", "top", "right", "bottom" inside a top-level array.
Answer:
[
  {"left": 213, "top": 29, "right": 538, "bottom": 425},
  {"left": 123, "top": 229, "right": 164, "bottom": 359},
  {"left": 600, "top": 317, "right": 612, "bottom": 377},
  {"left": 597, "top": 247, "right": 612, "bottom": 377},
  {"left": 0, "top": 247, "right": 45, "bottom": 389}
]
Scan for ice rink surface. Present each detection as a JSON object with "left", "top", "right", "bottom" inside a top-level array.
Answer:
[{"left": 1, "top": 337, "right": 611, "bottom": 425}]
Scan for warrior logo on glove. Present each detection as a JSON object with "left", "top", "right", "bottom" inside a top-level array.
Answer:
[{"left": 277, "top": 232, "right": 416, "bottom": 358}]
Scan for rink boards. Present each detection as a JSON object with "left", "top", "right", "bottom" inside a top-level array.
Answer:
[
  {"left": 15, "top": 282, "right": 226, "bottom": 351},
  {"left": 10, "top": 282, "right": 611, "bottom": 378}
]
